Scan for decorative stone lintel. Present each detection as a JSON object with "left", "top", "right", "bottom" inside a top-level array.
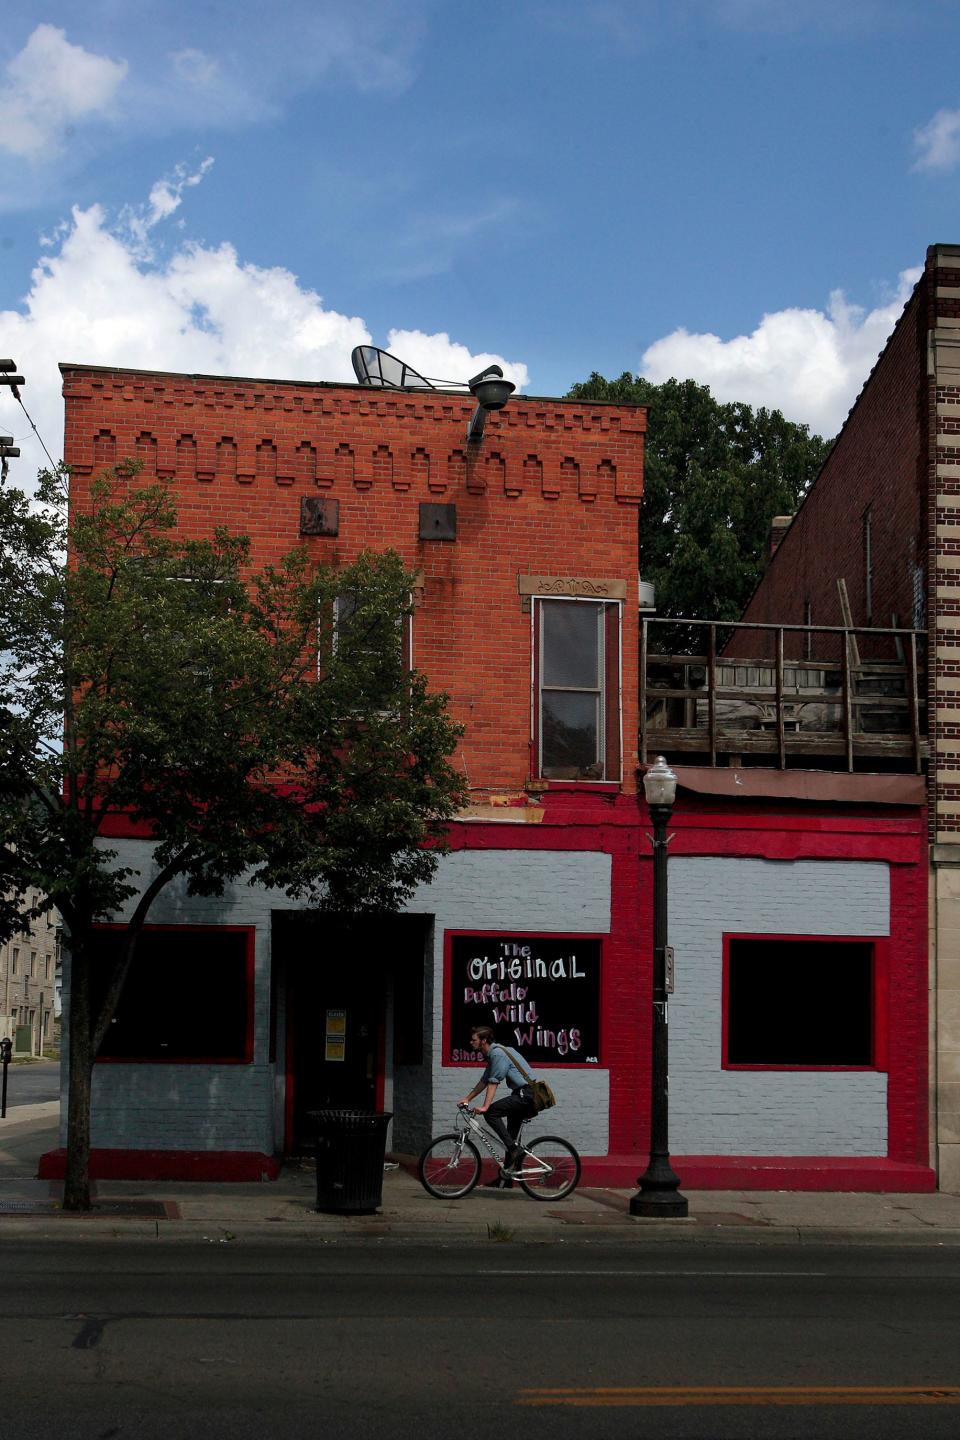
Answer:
[{"left": 517, "top": 573, "right": 627, "bottom": 599}]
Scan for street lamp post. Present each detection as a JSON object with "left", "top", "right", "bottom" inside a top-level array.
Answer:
[{"left": 630, "top": 755, "right": 688, "bottom": 1218}]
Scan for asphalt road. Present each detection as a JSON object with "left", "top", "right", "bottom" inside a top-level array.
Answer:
[
  {"left": 2, "top": 1238, "right": 960, "bottom": 1439},
  {"left": 3, "top": 1059, "right": 60, "bottom": 1108}
]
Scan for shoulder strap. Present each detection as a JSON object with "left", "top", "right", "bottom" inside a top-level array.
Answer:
[{"left": 501, "top": 1046, "right": 533, "bottom": 1084}]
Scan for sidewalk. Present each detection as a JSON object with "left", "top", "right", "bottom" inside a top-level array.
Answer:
[{"left": 4, "top": 1105, "right": 960, "bottom": 1244}]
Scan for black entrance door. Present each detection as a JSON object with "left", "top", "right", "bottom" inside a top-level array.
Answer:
[
  {"left": 289, "top": 959, "right": 379, "bottom": 1152},
  {"left": 275, "top": 912, "right": 428, "bottom": 1154}
]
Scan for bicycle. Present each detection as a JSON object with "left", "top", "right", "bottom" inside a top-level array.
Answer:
[{"left": 418, "top": 1104, "right": 581, "bottom": 1201}]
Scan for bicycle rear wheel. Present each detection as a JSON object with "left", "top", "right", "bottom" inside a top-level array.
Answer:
[
  {"left": 517, "top": 1136, "right": 581, "bottom": 1201},
  {"left": 418, "top": 1133, "right": 481, "bottom": 1199}
]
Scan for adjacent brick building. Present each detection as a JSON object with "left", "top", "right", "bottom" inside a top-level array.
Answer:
[{"left": 738, "top": 242, "right": 960, "bottom": 1190}]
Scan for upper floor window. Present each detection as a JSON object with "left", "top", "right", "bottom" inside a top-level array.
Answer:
[
  {"left": 329, "top": 592, "right": 412, "bottom": 712},
  {"left": 11, "top": 947, "right": 19, "bottom": 976},
  {"left": 534, "top": 598, "right": 621, "bottom": 782}
]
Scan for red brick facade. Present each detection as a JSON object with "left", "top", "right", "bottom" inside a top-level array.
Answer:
[{"left": 62, "top": 365, "right": 645, "bottom": 797}]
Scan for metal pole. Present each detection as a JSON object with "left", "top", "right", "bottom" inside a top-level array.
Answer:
[
  {"left": 0, "top": 1036, "right": 11, "bottom": 1119},
  {"left": 630, "top": 800, "right": 688, "bottom": 1218}
]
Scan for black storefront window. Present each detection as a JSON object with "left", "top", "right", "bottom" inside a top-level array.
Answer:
[
  {"left": 93, "top": 926, "right": 252, "bottom": 1062},
  {"left": 725, "top": 936, "right": 877, "bottom": 1068}
]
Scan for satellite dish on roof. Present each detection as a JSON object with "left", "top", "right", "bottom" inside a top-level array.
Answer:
[
  {"left": 351, "top": 346, "right": 437, "bottom": 390},
  {"left": 350, "top": 344, "right": 516, "bottom": 444}
]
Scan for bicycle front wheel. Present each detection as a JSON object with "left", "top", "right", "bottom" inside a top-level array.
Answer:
[
  {"left": 418, "top": 1133, "right": 481, "bottom": 1199},
  {"left": 518, "top": 1136, "right": 581, "bottom": 1201}
]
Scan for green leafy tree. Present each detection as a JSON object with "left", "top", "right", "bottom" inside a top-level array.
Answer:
[
  {"left": 567, "top": 373, "right": 832, "bottom": 635},
  {"left": 0, "top": 462, "right": 466, "bottom": 1210}
]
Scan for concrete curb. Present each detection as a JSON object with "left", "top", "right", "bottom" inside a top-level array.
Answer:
[{"left": 3, "top": 1214, "right": 960, "bottom": 1247}]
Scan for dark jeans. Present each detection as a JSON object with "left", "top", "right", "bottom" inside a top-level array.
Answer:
[{"left": 484, "top": 1087, "right": 536, "bottom": 1155}]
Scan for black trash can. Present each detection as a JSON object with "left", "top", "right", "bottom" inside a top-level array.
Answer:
[{"left": 309, "top": 1109, "right": 393, "bottom": 1214}]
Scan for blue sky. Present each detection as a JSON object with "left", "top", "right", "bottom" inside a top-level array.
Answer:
[{"left": 2, "top": 0, "right": 959, "bottom": 478}]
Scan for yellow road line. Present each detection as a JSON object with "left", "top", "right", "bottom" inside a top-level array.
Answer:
[{"left": 517, "top": 1385, "right": 960, "bottom": 1408}]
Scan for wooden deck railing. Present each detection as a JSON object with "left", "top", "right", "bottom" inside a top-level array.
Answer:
[{"left": 640, "top": 617, "right": 926, "bottom": 772}]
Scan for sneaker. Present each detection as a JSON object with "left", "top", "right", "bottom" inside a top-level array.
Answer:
[
  {"left": 483, "top": 1175, "right": 514, "bottom": 1189},
  {"left": 503, "top": 1146, "right": 523, "bottom": 1175}
]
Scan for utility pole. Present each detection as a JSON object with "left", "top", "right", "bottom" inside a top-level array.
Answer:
[{"left": 0, "top": 360, "right": 25, "bottom": 481}]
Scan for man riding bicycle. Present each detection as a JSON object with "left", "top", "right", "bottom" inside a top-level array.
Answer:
[{"left": 457, "top": 1026, "right": 539, "bottom": 1187}]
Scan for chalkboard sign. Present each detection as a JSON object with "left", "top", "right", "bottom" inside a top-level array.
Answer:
[{"left": 446, "top": 933, "right": 601, "bottom": 1066}]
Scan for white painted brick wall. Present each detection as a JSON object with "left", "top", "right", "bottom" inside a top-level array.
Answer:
[
  {"left": 413, "top": 848, "right": 612, "bottom": 1157},
  {"left": 668, "top": 857, "right": 889, "bottom": 1156},
  {"left": 65, "top": 840, "right": 612, "bottom": 1158},
  {"left": 91, "top": 1065, "right": 274, "bottom": 1151}
]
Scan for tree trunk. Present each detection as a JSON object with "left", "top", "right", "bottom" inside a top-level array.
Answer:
[
  {"left": 62, "top": 930, "right": 94, "bottom": 1212},
  {"left": 61, "top": 869, "right": 181, "bottom": 1211}
]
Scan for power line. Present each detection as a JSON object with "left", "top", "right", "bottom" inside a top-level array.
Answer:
[
  {"left": 12, "top": 392, "right": 59, "bottom": 472},
  {"left": 0, "top": 360, "right": 61, "bottom": 479}
]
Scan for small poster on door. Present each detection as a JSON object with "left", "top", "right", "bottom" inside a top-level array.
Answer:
[{"left": 325, "top": 1008, "right": 346, "bottom": 1062}]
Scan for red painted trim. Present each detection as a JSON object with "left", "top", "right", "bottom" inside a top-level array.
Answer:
[
  {"left": 38, "top": 1148, "right": 282, "bottom": 1182},
  {"left": 885, "top": 862, "right": 928, "bottom": 1164},
  {"left": 873, "top": 938, "right": 890, "bottom": 1071},
  {"left": 91, "top": 924, "right": 255, "bottom": 1065},
  {"left": 720, "top": 932, "right": 888, "bottom": 1072},
  {"left": 442, "top": 928, "right": 606, "bottom": 1066},
  {"left": 542, "top": 781, "right": 622, "bottom": 792},
  {"left": 95, "top": 792, "right": 924, "bottom": 843},
  {"left": 375, "top": 998, "right": 387, "bottom": 1112},
  {"left": 574, "top": 1155, "right": 937, "bottom": 1192},
  {"left": 284, "top": 966, "right": 296, "bottom": 1152}
]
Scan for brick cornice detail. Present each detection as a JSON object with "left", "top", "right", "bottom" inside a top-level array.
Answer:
[{"left": 61, "top": 367, "right": 646, "bottom": 435}]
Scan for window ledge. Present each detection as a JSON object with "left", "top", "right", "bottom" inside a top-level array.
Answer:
[{"left": 539, "top": 780, "right": 622, "bottom": 792}]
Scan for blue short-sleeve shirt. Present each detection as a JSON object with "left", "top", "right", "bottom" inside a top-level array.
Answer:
[{"left": 481, "top": 1045, "right": 529, "bottom": 1091}]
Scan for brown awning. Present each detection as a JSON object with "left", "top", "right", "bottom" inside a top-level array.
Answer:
[{"left": 672, "top": 766, "right": 926, "bottom": 807}]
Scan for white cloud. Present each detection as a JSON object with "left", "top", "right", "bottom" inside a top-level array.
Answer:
[
  {"left": 2, "top": 25, "right": 128, "bottom": 159},
  {"left": 170, "top": 48, "right": 221, "bottom": 90},
  {"left": 121, "top": 158, "right": 216, "bottom": 254},
  {"left": 0, "top": 180, "right": 528, "bottom": 485},
  {"left": 640, "top": 269, "right": 922, "bottom": 436},
  {"left": 913, "top": 107, "right": 960, "bottom": 172},
  {"left": 385, "top": 330, "right": 529, "bottom": 393}
]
